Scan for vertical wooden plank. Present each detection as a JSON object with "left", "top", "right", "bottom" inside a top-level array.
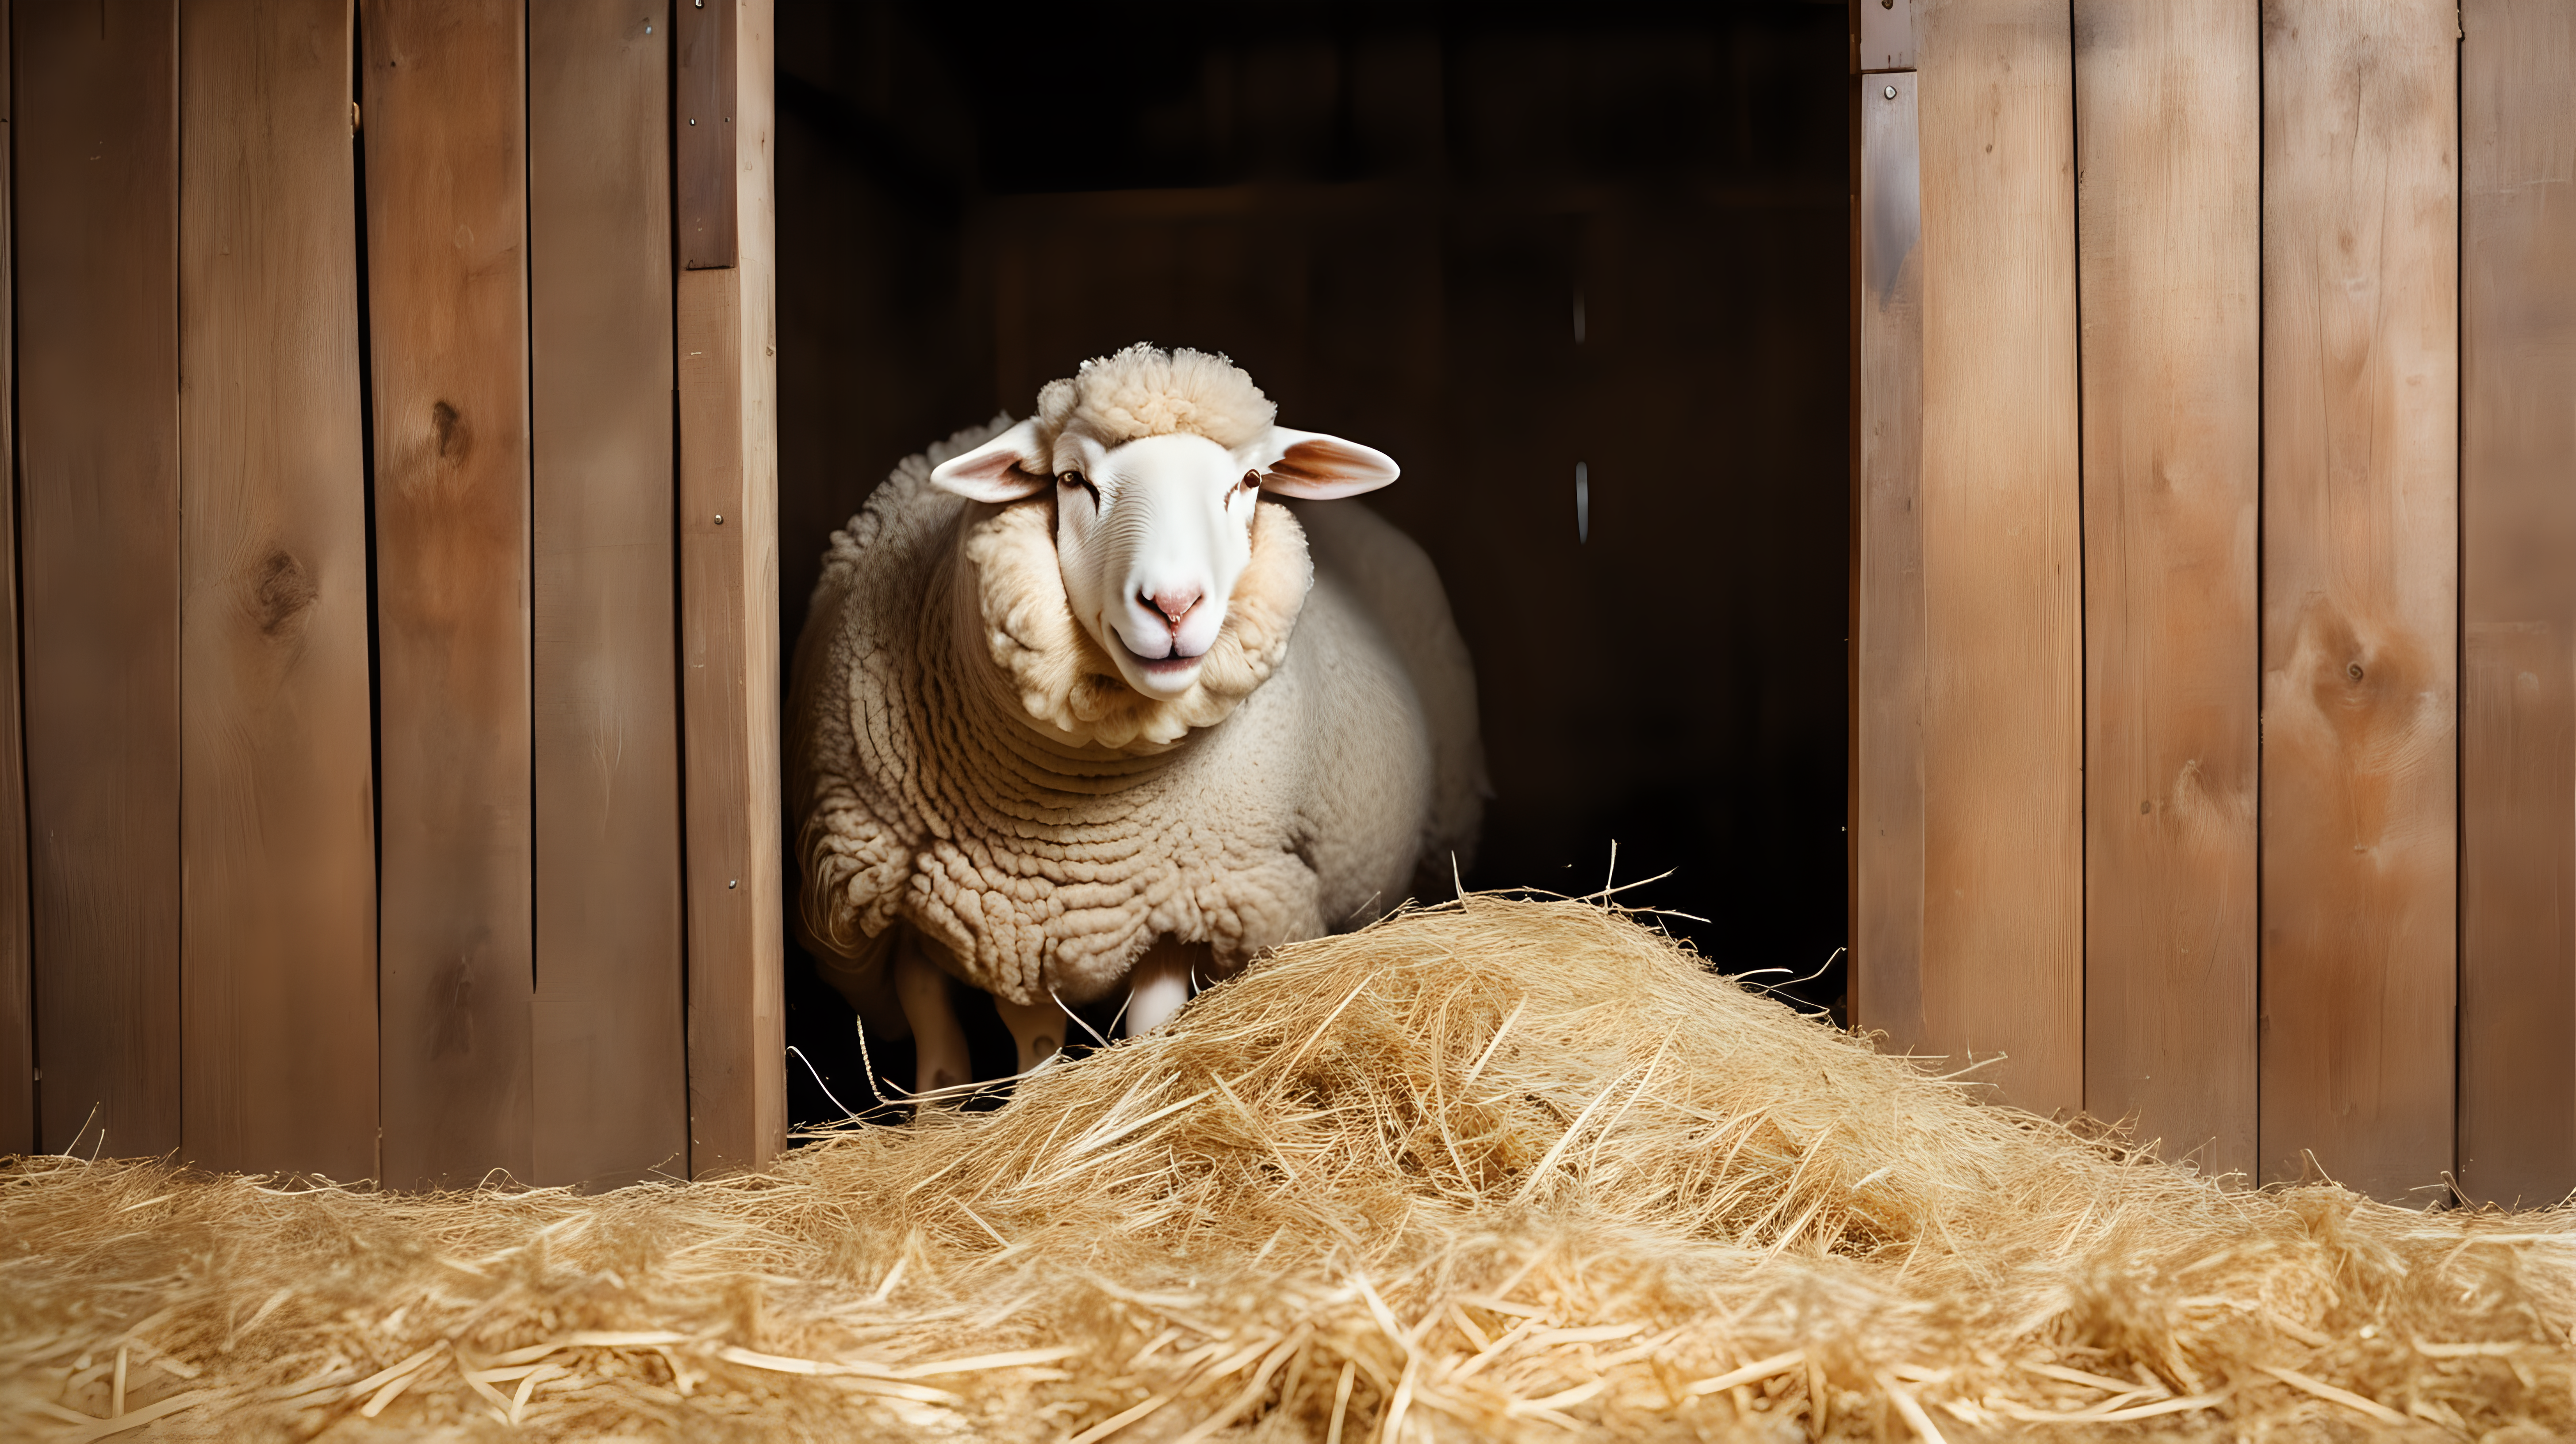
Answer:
[
  {"left": 1851, "top": 71, "right": 1927, "bottom": 1050},
  {"left": 177, "top": 0, "right": 378, "bottom": 1181},
  {"left": 2459, "top": 0, "right": 2576, "bottom": 1207},
  {"left": 0, "top": 0, "right": 28, "bottom": 1160},
  {"left": 15, "top": 0, "right": 182, "bottom": 1158},
  {"left": 529, "top": 0, "right": 687, "bottom": 1189},
  {"left": 679, "top": 0, "right": 783, "bottom": 1176},
  {"left": 2260, "top": 0, "right": 2458, "bottom": 1197},
  {"left": 675, "top": 0, "right": 737, "bottom": 270},
  {"left": 2073, "top": 0, "right": 2261, "bottom": 1179},
  {"left": 363, "top": 0, "right": 535, "bottom": 1189},
  {"left": 1910, "top": 0, "right": 2083, "bottom": 1114}
]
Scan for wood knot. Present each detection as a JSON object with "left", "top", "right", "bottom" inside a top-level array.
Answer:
[
  {"left": 252, "top": 549, "right": 318, "bottom": 636},
  {"left": 430, "top": 400, "right": 470, "bottom": 461}
]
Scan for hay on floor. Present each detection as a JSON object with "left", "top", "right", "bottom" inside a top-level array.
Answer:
[{"left": 3, "top": 896, "right": 2570, "bottom": 1441}]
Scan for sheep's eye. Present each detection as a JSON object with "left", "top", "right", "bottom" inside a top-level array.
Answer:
[
  {"left": 1239, "top": 471, "right": 1261, "bottom": 491},
  {"left": 1058, "top": 470, "right": 1094, "bottom": 499}
]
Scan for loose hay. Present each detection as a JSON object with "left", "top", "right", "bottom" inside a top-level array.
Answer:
[{"left": 4, "top": 896, "right": 2571, "bottom": 1441}]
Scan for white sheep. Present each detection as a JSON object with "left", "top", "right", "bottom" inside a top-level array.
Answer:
[{"left": 790, "top": 344, "right": 1484, "bottom": 1097}]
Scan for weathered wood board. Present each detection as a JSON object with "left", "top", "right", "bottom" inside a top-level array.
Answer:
[
  {"left": 2460, "top": 0, "right": 2576, "bottom": 1206},
  {"left": 362, "top": 0, "right": 537, "bottom": 1189},
  {"left": 2259, "top": 0, "right": 2459, "bottom": 1195},
  {"left": 1909, "top": 0, "right": 2084, "bottom": 1115},
  {"left": 529, "top": 0, "right": 689, "bottom": 1189},
  {"left": 16, "top": 0, "right": 184, "bottom": 1159},
  {"left": 177, "top": 0, "right": 380, "bottom": 1178},
  {"left": 2073, "top": 0, "right": 2261, "bottom": 1180}
]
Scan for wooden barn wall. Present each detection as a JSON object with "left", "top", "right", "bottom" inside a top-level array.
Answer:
[
  {"left": 4, "top": 0, "right": 779, "bottom": 1183},
  {"left": 1857, "top": 0, "right": 2576, "bottom": 1203}
]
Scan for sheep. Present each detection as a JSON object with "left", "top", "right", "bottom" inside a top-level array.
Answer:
[{"left": 790, "top": 343, "right": 1484, "bottom": 1098}]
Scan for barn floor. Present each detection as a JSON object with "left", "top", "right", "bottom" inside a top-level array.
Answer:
[{"left": 2, "top": 897, "right": 2568, "bottom": 1442}]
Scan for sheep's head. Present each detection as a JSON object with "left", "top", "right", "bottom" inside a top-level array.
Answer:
[{"left": 930, "top": 344, "right": 1397, "bottom": 703}]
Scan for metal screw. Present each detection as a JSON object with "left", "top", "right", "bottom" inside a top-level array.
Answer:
[
  {"left": 728, "top": 879, "right": 739, "bottom": 889},
  {"left": 689, "top": 118, "right": 698, "bottom": 126},
  {"left": 714, "top": 514, "right": 724, "bottom": 524},
  {"left": 1883, "top": 85, "right": 1898, "bottom": 100},
  {"left": 1882, "top": 0, "right": 1894, "bottom": 8},
  {"left": 2346, "top": 662, "right": 2365, "bottom": 680}
]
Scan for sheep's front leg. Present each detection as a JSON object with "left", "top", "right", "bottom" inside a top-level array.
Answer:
[
  {"left": 893, "top": 938, "right": 970, "bottom": 1100},
  {"left": 1125, "top": 939, "right": 1209, "bottom": 1038},
  {"left": 993, "top": 993, "right": 1062, "bottom": 1077}
]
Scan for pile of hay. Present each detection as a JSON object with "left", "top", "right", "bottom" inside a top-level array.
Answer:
[{"left": 4, "top": 897, "right": 2570, "bottom": 1441}]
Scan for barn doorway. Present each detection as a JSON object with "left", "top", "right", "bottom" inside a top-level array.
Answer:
[{"left": 772, "top": 0, "right": 1853, "bottom": 1124}]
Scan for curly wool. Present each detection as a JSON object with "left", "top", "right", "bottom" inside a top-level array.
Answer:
[
  {"left": 793, "top": 419, "right": 1456, "bottom": 1008},
  {"left": 1031, "top": 343, "right": 1276, "bottom": 452}
]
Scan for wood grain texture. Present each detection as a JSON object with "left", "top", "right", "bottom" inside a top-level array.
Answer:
[
  {"left": 675, "top": 0, "right": 737, "bottom": 269},
  {"left": 177, "top": 0, "right": 378, "bottom": 1178},
  {"left": 679, "top": 0, "right": 784, "bottom": 1176},
  {"left": 529, "top": 0, "right": 688, "bottom": 1190},
  {"left": 15, "top": 0, "right": 184, "bottom": 1158},
  {"left": 2073, "top": 0, "right": 2261, "bottom": 1180},
  {"left": 1851, "top": 72, "right": 1927, "bottom": 1051},
  {"left": 362, "top": 0, "right": 536, "bottom": 1189},
  {"left": 0, "top": 1, "right": 27, "bottom": 1158},
  {"left": 1911, "top": 0, "right": 2083, "bottom": 1114},
  {"left": 2459, "top": 0, "right": 2576, "bottom": 1207},
  {"left": 2259, "top": 0, "right": 2458, "bottom": 1197}
]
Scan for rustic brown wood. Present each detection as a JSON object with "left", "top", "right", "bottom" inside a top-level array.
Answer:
[
  {"left": 176, "top": 0, "right": 379, "bottom": 1179},
  {"left": 2259, "top": 0, "right": 2458, "bottom": 1197},
  {"left": 362, "top": 0, "right": 537, "bottom": 1189},
  {"left": 0, "top": 0, "right": 27, "bottom": 1159},
  {"left": 1851, "top": 71, "right": 1926, "bottom": 1052},
  {"left": 15, "top": 0, "right": 184, "bottom": 1158},
  {"left": 675, "top": 0, "right": 738, "bottom": 270},
  {"left": 2459, "top": 0, "right": 2576, "bottom": 1208},
  {"left": 2072, "top": 0, "right": 2261, "bottom": 1180},
  {"left": 529, "top": 0, "right": 688, "bottom": 1189},
  {"left": 679, "top": 0, "right": 784, "bottom": 1175},
  {"left": 1909, "top": 0, "right": 2083, "bottom": 1114}
]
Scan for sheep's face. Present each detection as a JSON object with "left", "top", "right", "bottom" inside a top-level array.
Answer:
[{"left": 931, "top": 419, "right": 1398, "bottom": 703}]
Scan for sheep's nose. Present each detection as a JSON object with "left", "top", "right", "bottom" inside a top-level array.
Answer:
[{"left": 1147, "top": 587, "right": 1201, "bottom": 628}]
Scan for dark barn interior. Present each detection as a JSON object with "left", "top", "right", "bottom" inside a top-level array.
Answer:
[{"left": 774, "top": 0, "right": 1852, "bottom": 1121}]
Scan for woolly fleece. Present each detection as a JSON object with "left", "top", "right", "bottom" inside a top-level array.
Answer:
[
  {"left": 1032, "top": 342, "right": 1276, "bottom": 452},
  {"left": 792, "top": 416, "right": 1484, "bottom": 1010}
]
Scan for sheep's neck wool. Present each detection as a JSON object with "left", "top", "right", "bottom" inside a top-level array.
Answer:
[{"left": 959, "top": 493, "right": 1311, "bottom": 754}]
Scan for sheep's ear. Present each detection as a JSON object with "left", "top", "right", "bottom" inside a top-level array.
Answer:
[
  {"left": 930, "top": 418, "right": 1050, "bottom": 502},
  {"left": 1242, "top": 426, "right": 1400, "bottom": 499}
]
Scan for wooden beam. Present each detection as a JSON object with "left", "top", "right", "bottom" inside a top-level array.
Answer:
[
  {"left": 2259, "top": 0, "right": 2458, "bottom": 1196},
  {"left": 1908, "top": 0, "right": 2084, "bottom": 1114},
  {"left": 529, "top": 0, "right": 689, "bottom": 1189},
  {"left": 2459, "top": 0, "right": 2576, "bottom": 1207},
  {"left": 15, "top": 0, "right": 183, "bottom": 1159},
  {"left": 678, "top": 0, "right": 784, "bottom": 1176},
  {"left": 362, "top": 0, "right": 537, "bottom": 1189},
  {"left": 0, "top": 0, "right": 27, "bottom": 1159},
  {"left": 177, "top": 0, "right": 379, "bottom": 1178},
  {"left": 2072, "top": 0, "right": 2261, "bottom": 1181}
]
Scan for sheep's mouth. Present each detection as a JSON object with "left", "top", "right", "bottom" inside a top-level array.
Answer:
[{"left": 1110, "top": 632, "right": 1207, "bottom": 685}]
